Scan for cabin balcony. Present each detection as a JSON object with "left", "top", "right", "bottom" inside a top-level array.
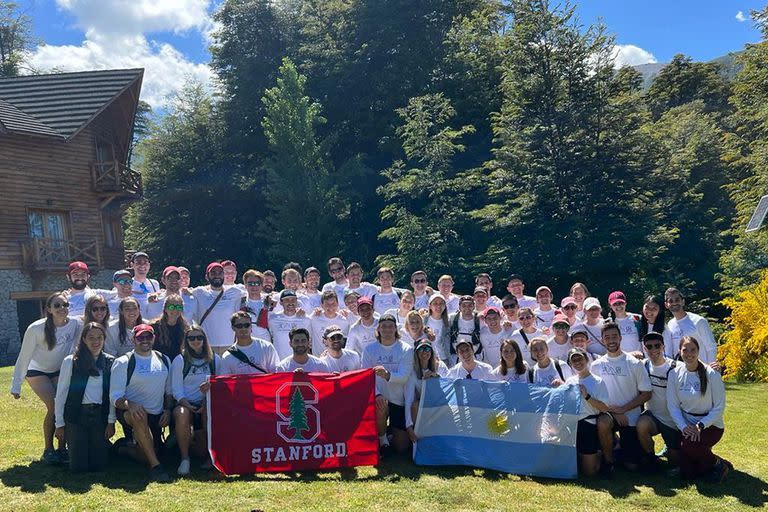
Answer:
[
  {"left": 90, "top": 160, "right": 143, "bottom": 202},
  {"left": 20, "top": 237, "right": 102, "bottom": 271}
]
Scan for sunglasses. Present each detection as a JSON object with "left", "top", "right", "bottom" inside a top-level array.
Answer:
[
  {"left": 246, "top": 281, "right": 262, "bottom": 286},
  {"left": 115, "top": 278, "right": 133, "bottom": 285},
  {"left": 413, "top": 278, "right": 427, "bottom": 284},
  {"left": 502, "top": 303, "right": 516, "bottom": 309},
  {"left": 233, "top": 323, "right": 251, "bottom": 329},
  {"left": 135, "top": 333, "right": 154, "bottom": 341},
  {"left": 563, "top": 305, "right": 577, "bottom": 310},
  {"left": 519, "top": 315, "right": 533, "bottom": 320},
  {"left": 186, "top": 335, "right": 205, "bottom": 341},
  {"left": 329, "top": 335, "right": 344, "bottom": 341},
  {"left": 91, "top": 306, "right": 108, "bottom": 312},
  {"left": 417, "top": 346, "right": 433, "bottom": 352},
  {"left": 166, "top": 304, "right": 184, "bottom": 311},
  {"left": 52, "top": 302, "right": 70, "bottom": 309},
  {"left": 644, "top": 343, "right": 662, "bottom": 350},
  {"left": 330, "top": 267, "right": 344, "bottom": 273}
]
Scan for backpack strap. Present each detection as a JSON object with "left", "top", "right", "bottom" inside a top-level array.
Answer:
[
  {"left": 520, "top": 329, "right": 531, "bottom": 347},
  {"left": 199, "top": 288, "right": 225, "bottom": 326},
  {"left": 527, "top": 367, "right": 534, "bottom": 383},
  {"left": 227, "top": 346, "right": 268, "bottom": 373},
  {"left": 554, "top": 359, "right": 565, "bottom": 381},
  {"left": 182, "top": 357, "right": 216, "bottom": 378},
  {"left": 126, "top": 350, "right": 169, "bottom": 387}
]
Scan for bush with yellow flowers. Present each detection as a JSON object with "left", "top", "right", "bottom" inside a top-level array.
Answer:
[{"left": 719, "top": 270, "right": 768, "bottom": 382}]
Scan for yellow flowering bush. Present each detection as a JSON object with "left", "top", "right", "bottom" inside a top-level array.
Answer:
[{"left": 719, "top": 271, "right": 768, "bottom": 382}]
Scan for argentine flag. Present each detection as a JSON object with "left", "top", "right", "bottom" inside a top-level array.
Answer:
[{"left": 414, "top": 378, "right": 581, "bottom": 479}]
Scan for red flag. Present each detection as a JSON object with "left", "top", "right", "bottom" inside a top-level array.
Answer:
[{"left": 207, "top": 369, "right": 379, "bottom": 474}]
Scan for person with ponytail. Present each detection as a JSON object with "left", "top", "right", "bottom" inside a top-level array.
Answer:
[
  {"left": 11, "top": 292, "right": 83, "bottom": 464},
  {"left": 666, "top": 336, "right": 730, "bottom": 482},
  {"left": 106, "top": 297, "right": 144, "bottom": 357},
  {"left": 53, "top": 322, "right": 116, "bottom": 471},
  {"left": 151, "top": 293, "right": 190, "bottom": 361}
]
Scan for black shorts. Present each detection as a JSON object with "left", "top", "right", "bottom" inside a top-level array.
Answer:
[
  {"left": 610, "top": 421, "right": 642, "bottom": 463},
  {"left": 577, "top": 419, "right": 600, "bottom": 455},
  {"left": 641, "top": 410, "right": 681, "bottom": 449},
  {"left": 192, "top": 411, "right": 204, "bottom": 431},
  {"left": 388, "top": 403, "right": 406, "bottom": 430},
  {"left": 117, "top": 409, "right": 164, "bottom": 452},
  {"left": 26, "top": 369, "right": 60, "bottom": 379}
]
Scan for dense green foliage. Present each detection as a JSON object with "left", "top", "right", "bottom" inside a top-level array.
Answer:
[{"left": 125, "top": 1, "right": 768, "bottom": 311}]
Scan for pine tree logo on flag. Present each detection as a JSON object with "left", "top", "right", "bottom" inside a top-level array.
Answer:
[{"left": 276, "top": 382, "right": 321, "bottom": 443}]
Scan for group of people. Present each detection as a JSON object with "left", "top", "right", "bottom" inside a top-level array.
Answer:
[{"left": 10, "top": 254, "right": 729, "bottom": 483}]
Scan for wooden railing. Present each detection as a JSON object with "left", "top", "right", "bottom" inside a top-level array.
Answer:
[
  {"left": 20, "top": 238, "right": 102, "bottom": 270},
  {"left": 91, "top": 160, "right": 143, "bottom": 198}
]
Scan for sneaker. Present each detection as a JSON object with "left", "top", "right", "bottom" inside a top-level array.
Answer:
[
  {"left": 379, "top": 444, "right": 393, "bottom": 458},
  {"left": 200, "top": 458, "right": 213, "bottom": 470},
  {"left": 177, "top": 458, "right": 191, "bottom": 476},
  {"left": 709, "top": 459, "right": 730, "bottom": 483},
  {"left": 149, "top": 464, "right": 171, "bottom": 483},
  {"left": 41, "top": 448, "right": 60, "bottom": 465},
  {"left": 56, "top": 448, "right": 69, "bottom": 465},
  {"left": 640, "top": 454, "right": 660, "bottom": 473},
  {"left": 600, "top": 461, "right": 615, "bottom": 479}
]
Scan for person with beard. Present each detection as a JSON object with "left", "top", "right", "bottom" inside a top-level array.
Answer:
[
  {"left": 54, "top": 322, "right": 116, "bottom": 472},
  {"left": 347, "top": 297, "right": 379, "bottom": 356},
  {"left": 192, "top": 262, "right": 244, "bottom": 355},
  {"left": 322, "top": 257, "right": 350, "bottom": 305},
  {"left": 107, "top": 270, "right": 134, "bottom": 317},
  {"left": 12, "top": 292, "right": 82, "bottom": 464},
  {"left": 144, "top": 266, "right": 198, "bottom": 322},
  {"left": 320, "top": 325, "right": 361, "bottom": 372},
  {"left": 220, "top": 311, "right": 279, "bottom": 375},
  {"left": 106, "top": 298, "right": 144, "bottom": 357},
  {"left": 262, "top": 270, "right": 277, "bottom": 296},
  {"left": 64, "top": 261, "right": 114, "bottom": 317},
  {"left": 592, "top": 322, "right": 652, "bottom": 475},
  {"left": 110, "top": 324, "right": 173, "bottom": 482},
  {"left": 129, "top": 252, "right": 160, "bottom": 312},
  {"left": 302, "top": 267, "right": 323, "bottom": 310},
  {"left": 663, "top": 288, "right": 719, "bottom": 369},
  {"left": 276, "top": 328, "right": 331, "bottom": 372}
]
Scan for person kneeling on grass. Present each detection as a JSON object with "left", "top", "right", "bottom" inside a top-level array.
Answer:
[
  {"left": 54, "top": 322, "right": 116, "bottom": 472},
  {"left": 110, "top": 323, "right": 173, "bottom": 482},
  {"left": 171, "top": 325, "right": 221, "bottom": 476},
  {"left": 565, "top": 347, "right": 610, "bottom": 477}
]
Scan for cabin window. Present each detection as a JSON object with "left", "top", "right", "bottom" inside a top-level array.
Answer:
[
  {"left": 102, "top": 212, "right": 122, "bottom": 248},
  {"left": 95, "top": 138, "right": 116, "bottom": 177},
  {"left": 28, "top": 210, "right": 69, "bottom": 241}
]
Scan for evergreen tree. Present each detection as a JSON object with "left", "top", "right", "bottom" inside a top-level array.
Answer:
[
  {"left": 288, "top": 387, "right": 309, "bottom": 440},
  {"left": 0, "top": 1, "right": 34, "bottom": 76}
]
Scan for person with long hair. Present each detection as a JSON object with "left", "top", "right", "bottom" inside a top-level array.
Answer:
[
  {"left": 424, "top": 294, "right": 451, "bottom": 363},
  {"left": 106, "top": 297, "right": 144, "bottom": 357},
  {"left": 400, "top": 310, "right": 435, "bottom": 348},
  {"left": 639, "top": 294, "right": 667, "bottom": 339},
  {"left": 386, "top": 289, "right": 414, "bottom": 327},
  {"left": 11, "top": 292, "right": 82, "bottom": 464},
  {"left": 83, "top": 295, "right": 110, "bottom": 329},
  {"left": 151, "top": 293, "right": 190, "bottom": 361},
  {"left": 491, "top": 339, "right": 528, "bottom": 383},
  {"left": 404, "top": 340, "right": 448, "bottom": 443},
  {"left": 171, "top": 324, "right": 221, "bottom": 475},
  {"left": 53, "top": 322, "right": 115, "bottom": 472},
  {"left": 570, "top": 282, "right": 591, "bottom": 321},
  {"left": 666, "top": 336, "right": 730, "bottom": 482}
]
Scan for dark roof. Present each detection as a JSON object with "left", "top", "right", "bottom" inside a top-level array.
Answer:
[{"left": 0, "top": 68, "right": 143, "bottom": 140}]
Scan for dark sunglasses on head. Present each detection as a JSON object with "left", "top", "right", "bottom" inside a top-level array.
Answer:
[
  {"left": 186, "top": 335, "right": 205, "bottom": 341},
  {"left": 246, "top": 281, "right": 262, "bottom": 286},
  {"left": 116, "top": 278, "right": 133, "bottom": 285},
  {"left": 644, "top": 343, "right": 662, "bottom": 350},
  {"left": 233, "top": 323, "right": 251, "bottom": 329},
  {"left": 166, "top": 304, "right": 184, "bottom": 311},
  {"left": 329, "top": 334, "right": 344, "bottom": 341},
  {"left": 52, "top": 302, "right": 70, "bottom": 309},
  {"left": 135, "top": 333, "right": 154, "bottom": 341},
  {"left": 91, "top": 306, "right": 108, "bottom": 312}
]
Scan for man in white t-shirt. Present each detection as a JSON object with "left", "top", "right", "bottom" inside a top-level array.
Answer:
[
  {"left": 411, "top": 270, "right": 432, "bottom": 310},
  {"left": 221, "top": 260, "right": 238, "bottom": 287},
  {"left": 436, "top": 275, "right": 460, "bottom": 314},
  {"left": 143, "top": 266, "right": 197, "bottom": 322},
  {"left": 301, "top": 267, "right": 323, "bottom": 310},
  {"left": 505, "top": 273, "right": 536, "bottom": 310},
  {"left": 344, "top": 262, "right": 377, "bottom": 300},
  {"left": 534, "top": 286, "right": 556, "bottom": 329},
  {"left": 219, "top": 311, "right": 279, "bottom": 375},
  {"left": 663, "top": 287, "right": 719, "bottom": 369},
  {"left": 478, "top": 307, "right": 513, "bottom": 367},
  {"left": 320, "top": 325, "right": 361, "bottom": 372},
  {"left": 373, "top": 267, "right": 401, "bottom": 315},
  {"left": 472, "top": 286, "right": 491, "bottom": 315},
  {"left": 276, "top": 328, "right": 331, "bottom": 373},
  {"left": 321, "top": 257, "right": 349, "bottom": 305},
  {"left": 448, "top": 295, "right": 483, "bottom": 365},
  {"left": 310, "top": 291, "right": 350, "bottom": 355},
  {"left": 591, "top": 322, "right": 652, "bottom": 475},
  {"left": 475, "top": 273, "right": 502, "bottom": 309},
  {"left": 192, "top": 262, "right": 244, "bottom": 354},
  {"left": 528, "top": 337, "right": 572, "bottom": 386},
  {"left": 109, "top": 324, "right": 173, "bottom": 482},
  {"left": 64, "top": 261, "right": 114, "bottom": 317},
  {"left": 107, "top": 269, "right": 135, "bottom": 317},
  {"left": 446, "top": 338, "right": 495, "bottom": 380},
  {"left": 574, "top": 297, "right": 606, "bottom": 356},
  {"left": 267, "top": 289, "right": 311, "bottom": 360},
  {"left": 348, "top": 297, "right": 379, "bottom": 355},
  {"left": 130, "top": 252, "right": 160, "bottom": 310}
]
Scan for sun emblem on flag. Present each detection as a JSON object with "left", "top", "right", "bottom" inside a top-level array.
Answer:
[{"left": 487, "top": 411, "right": 510, "bottom": 436}]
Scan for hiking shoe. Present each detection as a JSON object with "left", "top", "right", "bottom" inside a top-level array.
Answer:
[
  {"left": 709, "top": 459, "right": 730, "bottom": 483},
  {"left": 640, "top": 454, "right": 660, "bottom": 473},
  {"left": 149, "top": 464, "right": 171, "bottom": 483},
  {"left": 56, "top": 448, "right": 69, "bottom": 465},
  {"left": 600, "top": 461, "right": 615, "bottom": 479},
  {"left": 177, "top": 458, "right": 191, "bottom": 476},
  {"left": 41, "top": 448, "right": 60, "bottom": 465}
]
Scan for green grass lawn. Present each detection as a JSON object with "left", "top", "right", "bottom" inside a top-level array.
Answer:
[{"left": 0, "top": 366, "right": 766, "bottom": 512}]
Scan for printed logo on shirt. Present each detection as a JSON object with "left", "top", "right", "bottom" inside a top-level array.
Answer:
[
  {"left": 682, "top": 381, "right": 702, "bottom": 394},
  {"left": 597, "top": 363, "right": 626, "bottom": 377}
]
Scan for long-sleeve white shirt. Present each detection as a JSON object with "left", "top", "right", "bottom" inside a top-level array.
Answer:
[
  {"left": 663, "top": 312, "right": 718, "bottom": 364},
  {"left": 54, "top": 354, "right": 116, "bottom": 428},
  {"left": 11, "top": 317, "right": 82, "bottom": 395},
  {"left": 171, "top": 354, "right": 222, "bottom": 404},
  {"left": 362, "top": 340, "right": 413, "bottom": 406},
  {"left": 666, "top": 364, "right": 725, "bottom": 430},
  {"left": 109, "top": 351, "right": 171, "bottom": 415}
]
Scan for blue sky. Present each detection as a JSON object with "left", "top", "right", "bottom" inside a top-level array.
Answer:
[{"left": 23, "top": 0, "right": 765, "bottom": 108}]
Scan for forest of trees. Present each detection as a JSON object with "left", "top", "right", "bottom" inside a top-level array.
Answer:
[{"left": 6, "top": 0, "right": 766, "bottom": 314}]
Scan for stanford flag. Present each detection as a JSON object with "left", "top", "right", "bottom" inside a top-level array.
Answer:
[{"left": 207, "top": 369, "right": 378, "bottom": 474}]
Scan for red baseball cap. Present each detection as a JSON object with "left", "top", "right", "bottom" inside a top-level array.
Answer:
[
  {"left": 482, "top": 306, "right": 501, "bottom": 316},
  {"left": 560, "top": 296, "right": 577, "bottom": 308},
  {"left": 162, "top": 266, "right": 181, "bottom": 278},
  {"left": 608, "top": 291, "right": 627, "bottom": 305},
  {"left": 552, "top": 314, "right": 570, "bottom": 326},
  {"left": 67, "top": 261, "right": 89, "bottom": 275},
  {"left": 206, "top": 262, "right": 224, "bottom": 274},
  {"left": 357, "top": 296, "right": 373, "bottom": 307},
  {"left": 132, "top": 324, "right": 154, "bottom": 337}
]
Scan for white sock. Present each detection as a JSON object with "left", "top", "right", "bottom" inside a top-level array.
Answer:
[{"left": 379, "top": 435, "right": 390, "bottom": 446}]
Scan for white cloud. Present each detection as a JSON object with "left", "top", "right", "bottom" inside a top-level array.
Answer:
[
  {"left": 26, "top": 1, "right": 215, "bottom": 108},
  {"left": 611, "top": 44, "right": 658, "bottom": 68},
  {"left": 736, "top": 11, "right": 748, "bottom": 22}
]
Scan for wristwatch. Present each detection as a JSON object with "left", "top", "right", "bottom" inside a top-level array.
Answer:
[
  {"left": 584, "top": 393, "right": 592, "bottom": 401},
  {"left": 696, "top": 421, "right": 705, "bottom": 430}
]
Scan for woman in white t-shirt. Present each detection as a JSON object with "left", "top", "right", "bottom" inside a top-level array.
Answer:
[
  {"left": 106, "top": 298, "right": 144, "bottom": 358},
  {"left": 570, "top": 282, "right": 590, "bottom": 321},
  {"left": 404, "top": 340, "right": 448, "bottom": 443},
  {"left": 491, "top": 339, "right": 528, "bottom": 383},
  {"left": 400, "top": 310, "right": 434, "bottom": 347},
  {"left": 386, "top": 289, "right": 414, "bottom": 327},
  {"left": 11, "top": 292, "right": 82, "bottom": 464},
  {"left": 607, "top": 291, "right": 642, "bottom": 355},
  {"left": 638, "top": 295, "right": 667, "bottom": 341},
  {"left": 425, "top": 295, "right": 450, "bottom": 362}
]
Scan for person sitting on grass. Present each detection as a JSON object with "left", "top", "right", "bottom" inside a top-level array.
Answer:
[
  {"left": 54, "top": 322, "right": 116, "bottom": 472},
  {"left": 171, "top": 325, "right": 221, "bottom": 476},
  {"left": 109, "top": 324, "right": 173, "bottom": 482}
]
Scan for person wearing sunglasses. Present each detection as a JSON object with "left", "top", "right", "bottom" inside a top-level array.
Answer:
[
  {"left": 635, "top": 332, "right": 682, "bottom": 472},
  {"left": 151, "top": 294, "right": 190, "bottom": 360},
  {"left": 171, "top": 325, "right": 221, "bottom": 475},
  {"left": 410, "top": 270, "right": 432, "bottom": 310},
  {"left": 220, "top": 311, "right": 279, "bottom": 375},
  {"left": 83, "top": 295, "right": 111, "bottom": 330},
  {"left": 404, "top": 340, "right": 448, "bottom": 443},
  {"left": 144, "top": 266, "right": 198, "bottom": 323},
  {"left": 12, "top": 292, "right": 82, "bottom": 464},
  {"left": 63, "top": 261, "right": 114, "bottom": 317},
  {"left": 310, "top": 291, "right": 350, "bottom": 356},
  {"left": 321, "top": 257, "right": 349, "bottom": 306},
  {"left": 240, "top": 269, "right": 272, "bottom": 342},
  {"left": 607, "top": 291, "right": 643, "bottom": 356},
  {"left": 500, "top": 295, "right": 521, "bottom": 330},
  {"left": 510, "top": 307, "right": 543, "bottom": 365},
  {"left": 547, "top": 314, "right": 573, "bottom": 362},
  {"left": 110, "top": 323, "right": 173, "bottom": 482},
  {"left": 54, "top": 322, "right": 116, "bottom": 472},
  {"left": 107, "top": 269, "right": 136, "bottom": 317},
  {"left": 106, "top": 298, "right": 144, "bottom": 357},
  {"left": 320, "top": 325, "right": 361, "bottom": 372},
  {"left": 558, "top": 296, "right": 579, "bottom": 326}
]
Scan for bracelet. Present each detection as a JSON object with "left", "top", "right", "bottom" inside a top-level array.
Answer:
[{"left": 584, "top": 393, "right": 592, "bottom": 401}]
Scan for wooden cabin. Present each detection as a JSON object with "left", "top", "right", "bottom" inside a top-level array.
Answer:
[{"left": 0, "top": 68, "right": 144, "bottom": 364}]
